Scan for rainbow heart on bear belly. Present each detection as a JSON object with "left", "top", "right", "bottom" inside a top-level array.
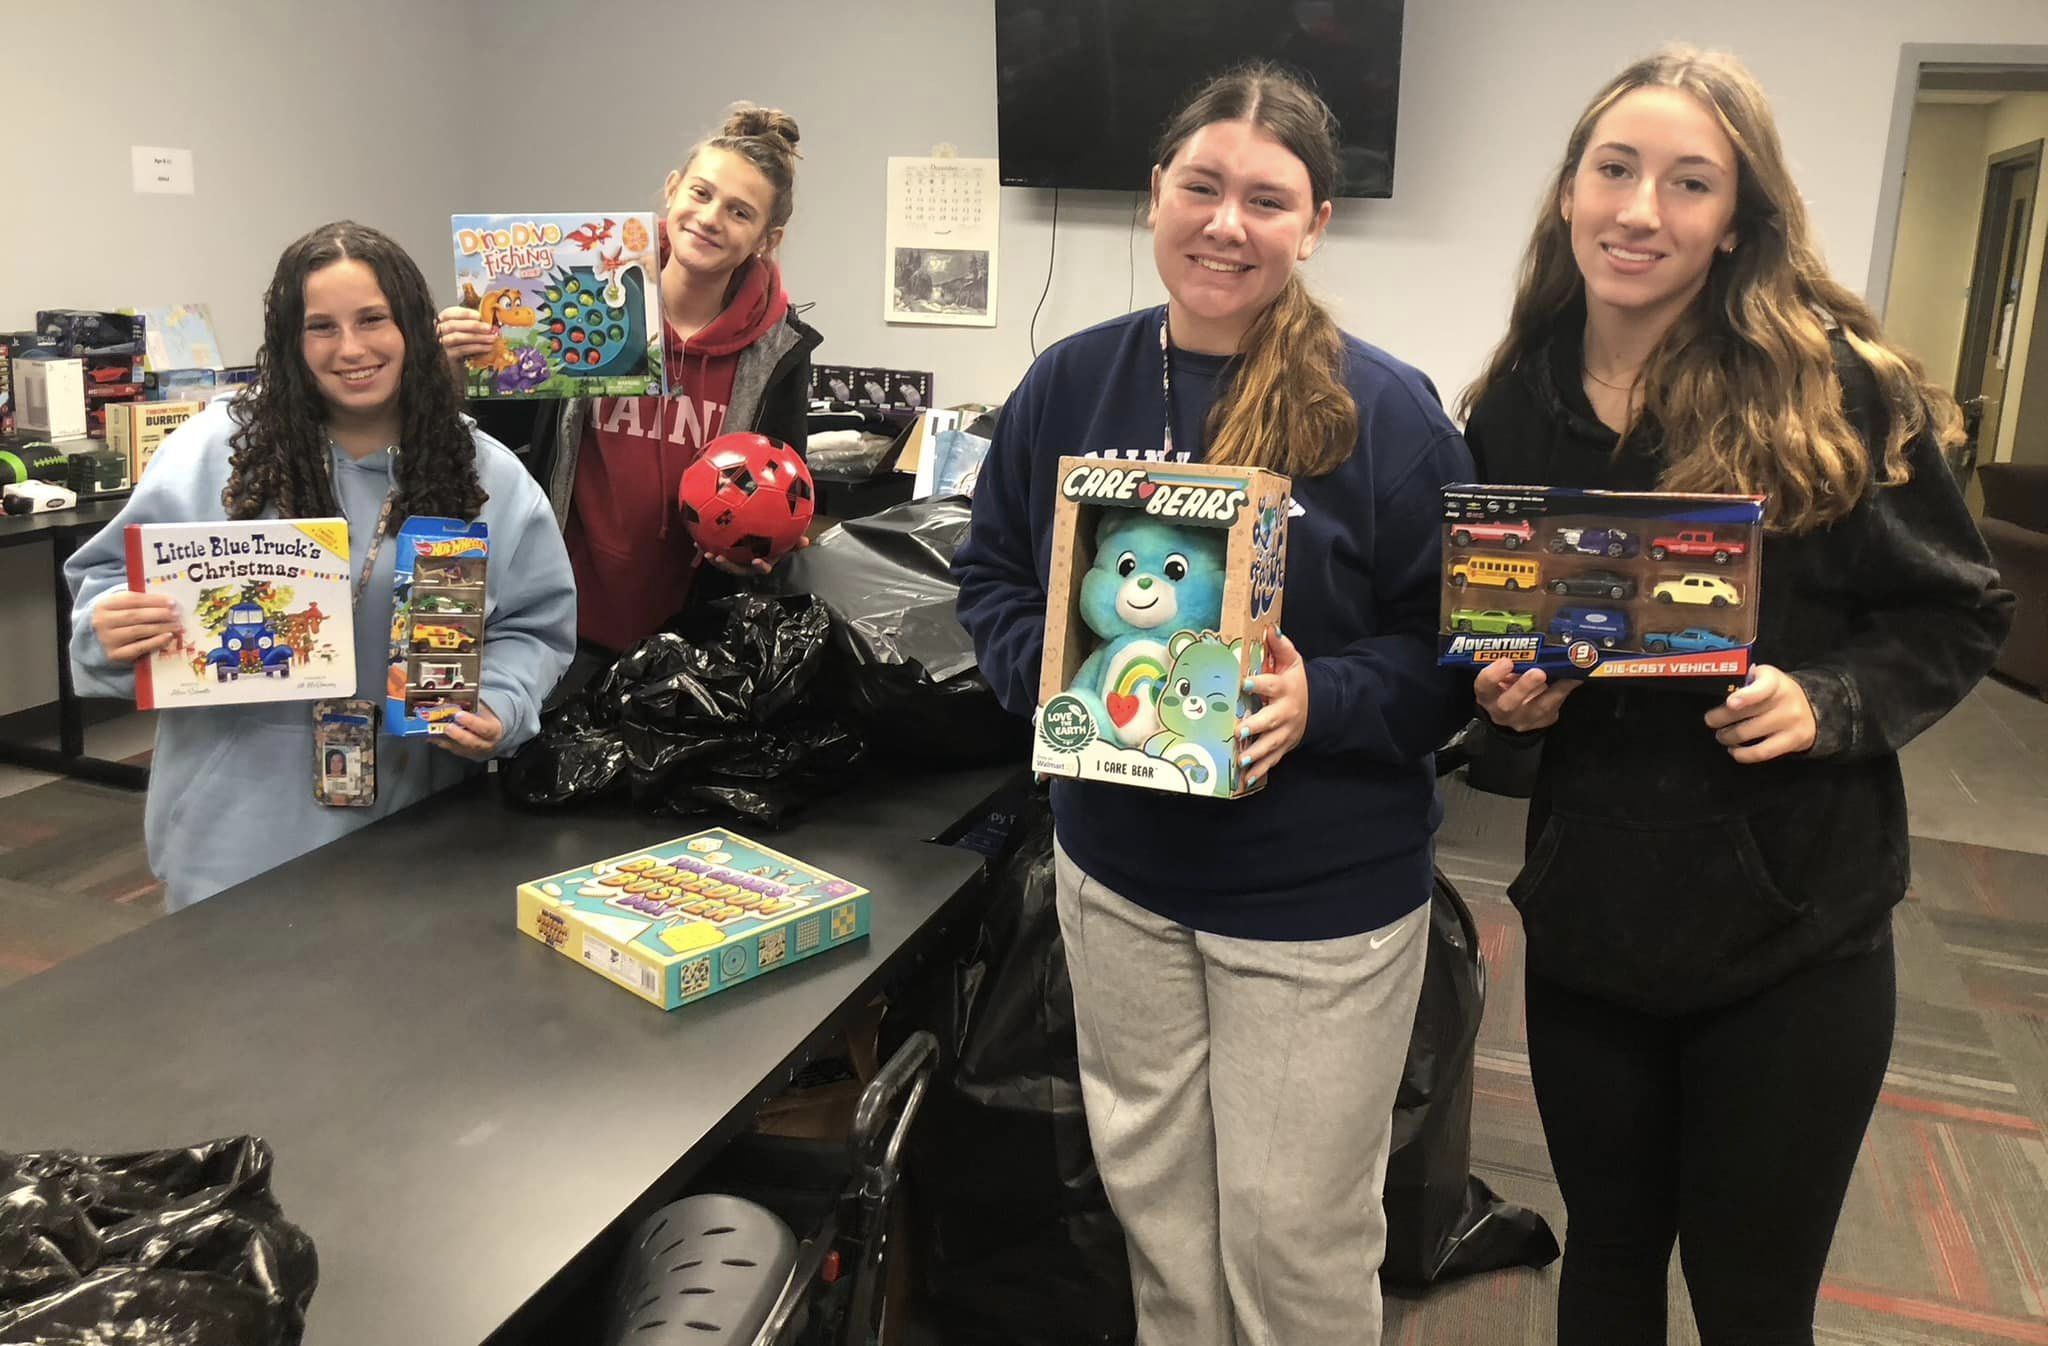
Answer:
[{"left": 1106, "top": 692, "right": 1140, "bottom": 727}]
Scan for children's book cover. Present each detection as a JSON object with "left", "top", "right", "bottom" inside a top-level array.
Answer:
[
  {"left": 123, "top": 519, "right": 356, "bottom": 709},
  {"left": 451, "top": 212, "right": 662, "bottom": 398}
]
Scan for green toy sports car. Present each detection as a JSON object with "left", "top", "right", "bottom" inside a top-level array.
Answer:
[{"left": 1449, "top": 607, "right": 1536, "bottom": 635}]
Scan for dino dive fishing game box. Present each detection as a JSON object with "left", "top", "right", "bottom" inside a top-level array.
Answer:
[
  {"left": 516, "top": 828, "right": 871, "bottom": 1009},
  {"left": 1033, "top": 455, "right": 1291, "bottom": 799},
  {"left": 1438, "top": 484, "right": 1765, "bottom": 679},
  {"left": 449, "top": 212, "right": 664, "bottom": 398}
]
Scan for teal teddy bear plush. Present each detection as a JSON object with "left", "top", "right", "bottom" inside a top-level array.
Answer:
[
  {"left": 1145, "top": 630, "right": 1248, "bottom": 794},
  {"left": 1067, "top": 512, "right": 1227, "bottom": 748}
]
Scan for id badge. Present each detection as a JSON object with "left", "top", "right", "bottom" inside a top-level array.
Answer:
[{"left": 313, "top": 699, "right": 378, "bottom": 807}]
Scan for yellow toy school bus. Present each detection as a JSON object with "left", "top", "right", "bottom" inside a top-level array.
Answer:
[{"left": 1447, "top": 554, "right": 1541, "bottom": 591}]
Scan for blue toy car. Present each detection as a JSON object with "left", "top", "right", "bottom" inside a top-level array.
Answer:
[
  {"left": 1641, "top": 626, "right": 1738, "bottom": 654},
  {"left": 205, "top": 602, "right": 294, "bottom": 681},
  {"left": 1547, "top": 605, "right": 1630, "bottom": 650},
  {"left": 1547, "top": 526, "right": 1639, "bottom": 559}
]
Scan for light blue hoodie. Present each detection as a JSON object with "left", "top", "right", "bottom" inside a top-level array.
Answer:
[{"left": 65, "top": 401, "right": 578, "bottom": 910}]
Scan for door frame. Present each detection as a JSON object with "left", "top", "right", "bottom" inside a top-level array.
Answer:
[
  {"left": 1956, "top": 139, "right": 2044, "bottom": 407},
  {"left": 1867, "top": 44, "right": 2048, "bottom": 319}
]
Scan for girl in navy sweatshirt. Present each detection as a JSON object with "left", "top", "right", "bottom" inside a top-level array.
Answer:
[{"left": 953, "top": 65, "right": 1471, "bottom": 1346}]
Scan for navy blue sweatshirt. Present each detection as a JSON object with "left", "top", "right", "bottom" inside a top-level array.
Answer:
[{"left": 953, "top": 308, "right": 1474, "bottom": 939}]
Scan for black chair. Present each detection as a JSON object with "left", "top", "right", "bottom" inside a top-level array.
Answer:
[{"left": 602, "top": 1030, "right": 939, "bottom": 1346}]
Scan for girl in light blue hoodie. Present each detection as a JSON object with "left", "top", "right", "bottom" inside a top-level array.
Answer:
[{"left": 66, "top": 221, "right": 577, "bottom": 910}]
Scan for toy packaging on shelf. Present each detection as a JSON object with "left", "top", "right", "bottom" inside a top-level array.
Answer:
[
  {"left": 14, "top": 357, "right": 86, "bottom": 439},
  {"left": 516, "top": 828, "right": 871, "bottom": 1009},
  {"left": 450, "top": 212, "right": 663, "bottom": 398},
  {"left": 1438, "top": 484, "right": 1764, "bottom": 679},
  {"left": 384, "top": 516, "right": 488, "bottom": 735},
  {"left": 104, "top": 398, "right": 205, "bottom": 480},
  {"left": 1033, "top": 455, "right": 1290, "bottom": 798},
  {"left": 123, "top": 518, "right": 357, "bottom": 708}
]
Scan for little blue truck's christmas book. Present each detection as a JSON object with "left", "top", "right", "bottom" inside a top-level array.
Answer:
[{"left": 123, "top": 518, "right": 357, "bottom": 709}]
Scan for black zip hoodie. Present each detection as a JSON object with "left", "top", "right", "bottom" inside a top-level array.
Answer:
[{"left": 1463, "top": 317, "right": 2013, "bottom": 1012}]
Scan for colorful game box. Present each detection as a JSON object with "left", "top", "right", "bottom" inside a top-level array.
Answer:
[
  {"left": 385, "top": 516, "right": 488, "bottom": 736},
  {"left": 123, "top": 519, "right": 356, "bottom": 708},
  {"left": 1033, "top": 455, "right": 1291, "bottom": 798},
  {"left": 450, "top": 212, "right": 663, "bottom": 398},
  {"left": 516, "top": 829, "right": 872, "bottom": 1010},
  {"left": 1438, "top": 484, "right": 1765, "bottom": 679}
]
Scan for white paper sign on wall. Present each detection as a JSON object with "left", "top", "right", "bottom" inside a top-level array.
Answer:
[{"left": 131, "top": 147, "right": 195, "bottom": 195}]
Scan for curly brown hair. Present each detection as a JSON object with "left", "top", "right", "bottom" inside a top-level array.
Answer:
[{"left": 224, "top": 220, "right": 487, "bottom": 528}]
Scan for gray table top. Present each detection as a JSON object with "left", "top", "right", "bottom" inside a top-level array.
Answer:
[
  {"left": 0, "top": 764, "right": 1013, "bottom": 1344},
  {"left": 0, "top": 496, "right": 127, "bottom": 546}
]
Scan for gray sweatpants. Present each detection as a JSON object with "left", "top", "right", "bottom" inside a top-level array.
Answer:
[{"left": 1054, "top": 842, "right": 1428, "bottom": 1346}]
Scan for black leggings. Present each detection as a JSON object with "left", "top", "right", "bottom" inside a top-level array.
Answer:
[{"left": 1525, "top": 934, "right": 1896, "bottom": 1346}]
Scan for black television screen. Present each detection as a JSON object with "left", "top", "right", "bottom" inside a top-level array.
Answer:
[{"left": 994, "top": 0, "right": 1405, "bottom": 198}]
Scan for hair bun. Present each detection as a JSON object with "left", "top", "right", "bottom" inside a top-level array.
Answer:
[{"left": 723, "top": 102, "right": 801, "bottom": 151}]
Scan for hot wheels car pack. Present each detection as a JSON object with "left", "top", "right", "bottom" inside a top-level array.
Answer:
[
  {"left": 385, "top": 516, "right": 489, "bottom": 735},
  {"left": 1439, "top": 485, "right": 1763, "bottom": 678}
]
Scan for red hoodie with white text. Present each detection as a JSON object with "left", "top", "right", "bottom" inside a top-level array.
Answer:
[{"left": 566, "top": 257, "right": 789, "bottom": 651}]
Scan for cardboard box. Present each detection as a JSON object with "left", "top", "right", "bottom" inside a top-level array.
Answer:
[
  {"left": 1032, "top": 455, "right": 1290, "bottom": 798},
  {"left": 105, "top": 399, "right": 205, "bottom": 480},
  {"left": 15, "top": 357, "right": 86, "bottom": 438},
  {"left": 1438, "top": 484, "right": 1764, "bottom": 679},
  {"left": 516, "top": 828, "right": 872, "bottom": 1010}
]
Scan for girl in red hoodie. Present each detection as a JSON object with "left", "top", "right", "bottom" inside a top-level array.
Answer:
[{"left": 439, "top": 104, "right": 822, "bottom": 655}]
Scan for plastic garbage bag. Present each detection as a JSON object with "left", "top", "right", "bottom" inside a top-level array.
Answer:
[
  {"left": 501, "top": 593, "right": 864, "bottom": 827},
  {"left": 1383, "top": 870, "right": 1560, "bottom": 1287},
  {"left": 888, "top": 791, "right": 1558, "bottom": 1343},
  {"left": 776, "top": 498, "right": 1024, "bottom": 767},
  {"left": 0, "top": 1136, "right": 318, "bottom": 1346},
  {"left": 888, "top": 787, "right": 1133, "bottom": 1346}
]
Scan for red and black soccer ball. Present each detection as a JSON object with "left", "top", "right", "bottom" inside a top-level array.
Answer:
[{"left": 677, "top": 432, "right": 816, "bottom": 567}]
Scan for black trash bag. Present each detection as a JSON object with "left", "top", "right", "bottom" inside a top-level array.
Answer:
[
  {"left": 0, "top": 1136, "right": 318, "bottom": 1346},
  {"left": 1382, "top": 871, "right": 1560, "bottom": 1287},
  {"left": 888, "top": 787, "right": 1133, "bottom": 1346},
  {"left": 889, "top": 794, "right": 1558, "bottom": 1344},
  {"left": 774, "top": 497, "right": 1025, "bottom": 767},
  {"left": 501, "top": 593, "right": 864, "bottom": 826}
]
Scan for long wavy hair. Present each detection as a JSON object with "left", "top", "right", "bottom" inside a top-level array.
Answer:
[
  {"left": 1461, "top": 46, "right": 1960, "bottom": 533},
  {"left": 224, "top": 220, "right": 486, "bottom": 527},
  {"left": 1156, "top": 63, "right": 1358, "bottom": 478}
]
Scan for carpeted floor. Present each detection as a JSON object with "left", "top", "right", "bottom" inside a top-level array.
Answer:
[{"left": 5, "top": 681, "right": 2047, "bottom": 1344}]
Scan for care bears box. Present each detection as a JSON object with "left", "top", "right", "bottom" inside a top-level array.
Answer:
[
  {"left": 385, "top": 516, "right": 489, "bottom": 735},
  {"left": 516, "top": 828, "right": 871, "bottom": 1009},
  {"left": 1035, "top": 455, "right": 1290, "bottom": 799},
  {"left": 1438, "top": 484, "right": 1764, "bottom": 679}
]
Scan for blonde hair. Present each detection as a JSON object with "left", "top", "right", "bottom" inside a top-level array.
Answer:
[
  {"left": 1156, "top": 64, "right": 1358, "bottom": 478},
  {"left": 672, "top": 102, "right": 803, "bottom": 232},
  {"left": 1461, "top": 46, "right": 1960, "bottom": 532}
]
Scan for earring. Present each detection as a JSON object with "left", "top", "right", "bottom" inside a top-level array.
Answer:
[{"left": 1719, "top": 240, "right": 1736, "bottom": 254}]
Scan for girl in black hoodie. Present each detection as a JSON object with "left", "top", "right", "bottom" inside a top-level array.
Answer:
[{"left": 1462, "top": 46, "right": 2013, "bottom": 1345}]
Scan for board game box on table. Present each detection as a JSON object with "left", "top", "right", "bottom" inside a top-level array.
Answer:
[{"left": 516, "top": 828, "right": 870, "bottom": 1009}]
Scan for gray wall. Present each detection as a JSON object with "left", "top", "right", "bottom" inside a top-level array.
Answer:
[{"left": 11, "top": 0, "right": 2048, "bottom": 715}]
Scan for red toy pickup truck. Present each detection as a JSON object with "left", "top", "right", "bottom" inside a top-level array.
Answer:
[
  {"left": 1648, "top": 529, "right": 1745, "bottom": 564},
  {"left": 1448, "top": 519, "right": 1534, "bottom": 549}
]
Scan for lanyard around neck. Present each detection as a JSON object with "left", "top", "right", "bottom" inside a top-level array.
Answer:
[
  {"left": 1159, "top": 310, "right": 1177, "bottom": 458},
  {"left": 328, "top": 440, "right": 401, "bottom": 606}
]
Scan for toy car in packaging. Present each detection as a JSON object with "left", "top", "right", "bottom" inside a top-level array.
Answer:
[
  {"left": 385, "top": 516, "right": 488, "bottom": 735},
  {"left": 1440, "top": 485, "right": 1762, "bottom": 678},
  {"left": 1034, "top": 455, "right": 1289, "bottom": 798},
  {"left": 517, "top": 828, "right": 870, "bottom": 1009}
]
